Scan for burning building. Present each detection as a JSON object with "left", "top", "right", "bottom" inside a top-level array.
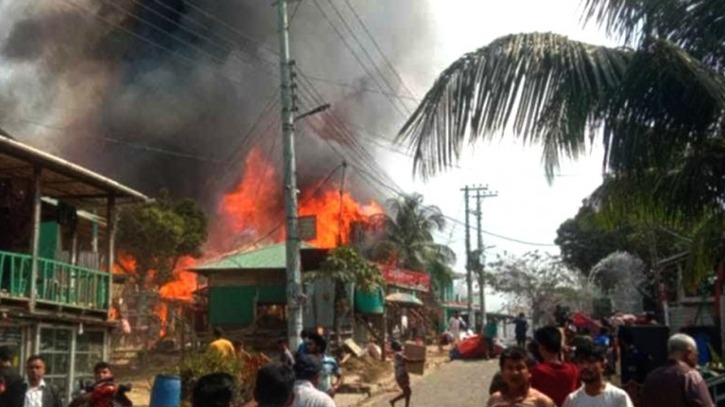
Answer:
[{"left": 0, "top": 132, "right": 148, "bottom": 403}]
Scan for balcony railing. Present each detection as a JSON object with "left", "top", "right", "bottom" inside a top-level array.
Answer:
[{"left": 0, "top": 250, "right": 110, "bottom": 312}]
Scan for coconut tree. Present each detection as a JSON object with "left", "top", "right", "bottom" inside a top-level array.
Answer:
[
  {"left": 371, "top": 193, "right": 456, "bottom": 286},
  {"left": 398, "top": 0, "right": 725, "bottom": 281}
]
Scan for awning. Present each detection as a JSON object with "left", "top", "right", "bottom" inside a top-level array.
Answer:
[{"left": 385, "top": 292, "right": 423, "bottom": 307}]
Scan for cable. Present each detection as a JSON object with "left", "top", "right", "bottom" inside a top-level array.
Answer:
[
  {"left": 322, "top": 0, "right": 412, "bottom": 115},
  {"left": 341, "top": 0, "right": 419, "bottom": 101},
  {"left": 220, "top": 162, "right": 345, "bottom": 258},
  {"left": 310, "top": 0, "right": 408, "bottom": 118},
  {"left": 155, "top": 0, "right": 281, "bottom": 57}
]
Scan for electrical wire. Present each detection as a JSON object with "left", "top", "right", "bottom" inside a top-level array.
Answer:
[
  {"left": 323, "top": 0, "right": 414, "bottom": 113},
  {"left": 310, "top": 0, "right": 408, "bottom": 118},
  {"left": 341, "top": 0, "right": 419, "bottom": 101},
  {"left": 221, "top": 162, "right": 345, "bottom": 257}
]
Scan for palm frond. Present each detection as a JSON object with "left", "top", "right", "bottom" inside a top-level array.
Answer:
[
  {"left": 582, "top": 0, "right": 725, "bottom": 69},
  {"left": 602, "top": 39, "right": 725, "bottom": 174},
  {"left": 398, "top": 33, "right": 630, "bottom": 179}
]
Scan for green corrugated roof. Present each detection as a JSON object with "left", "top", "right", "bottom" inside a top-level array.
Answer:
[{"left": 191, "top": 243, "right": 314, "bottom": 271}]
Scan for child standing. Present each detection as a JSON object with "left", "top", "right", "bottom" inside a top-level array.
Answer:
[{"left": 389, "top": 341, "right": 423, "bottom": 407}]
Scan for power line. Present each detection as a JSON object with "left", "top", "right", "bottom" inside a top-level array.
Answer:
[
  {"left": 310, "top": 0, "right": 408, "bottom": 118},
  {"left": 341, "top": 0, "right": 419, "bottom": 101}
]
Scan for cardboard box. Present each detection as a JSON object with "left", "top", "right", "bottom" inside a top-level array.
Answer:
[{"left": 403, "top": 343, "right": 426, "bottom": 375}]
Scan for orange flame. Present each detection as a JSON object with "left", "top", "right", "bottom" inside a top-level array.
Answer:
[
  {"left": 217, "top": 147, "right": 383, "bottom": 249},
  {"left": 155, "top": 302, "right": 168, "bottom": 338}
]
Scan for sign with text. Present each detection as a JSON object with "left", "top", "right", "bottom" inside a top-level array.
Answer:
[
  {"left": 378, "top": 265, "right": 431, "bottom": 292},
  {"left": 298, "top": 215, "right": 317, "bottom": 241}
]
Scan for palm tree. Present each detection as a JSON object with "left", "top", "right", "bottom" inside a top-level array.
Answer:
[
  {"left": 372, "top": 193, "right": 456, "bottom": 286},
  {"left": 398, "top": 0, "right": 725, "bottom": 281}
]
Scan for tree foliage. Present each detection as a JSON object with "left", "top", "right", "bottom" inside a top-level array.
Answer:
[
  {"left": 486, "top": 251, "right": 587, "bottom": 327},
  {"left": 117, "top": 190, "right": 207, "bottom": 287},
  {"left": 309, "top": 246, "right": 385, "bottom": 292},
  {"left": 555, "top": 203, "right": 633, "bottom": 276},
  {"left": 398, "top": 0, "right": 725, "bottom": 281},
  {"left": 371, "top": 193, "right": 456, "bottom": 287}
]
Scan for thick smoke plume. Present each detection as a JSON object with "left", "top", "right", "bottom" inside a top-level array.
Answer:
[{"left": 0, "top": 0, "right": 435, "bottom": 213}]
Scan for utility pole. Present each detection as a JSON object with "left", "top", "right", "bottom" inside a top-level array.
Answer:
[
  {"left": 277, "top": 0, "right": 303, "bottom": 350},
  {"left": 474, "top": 187, "right": 497, "bottom": 333},
  {"left": 462, "top": 186, "right": 473, "bottom": 328},
  {"left": 462, "top": 185, "right": 497, "bottom": 332}
]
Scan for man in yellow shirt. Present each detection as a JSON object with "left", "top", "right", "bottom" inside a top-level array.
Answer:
[{"left": 208, "top": 327, "right": 236, "bottom": 358}]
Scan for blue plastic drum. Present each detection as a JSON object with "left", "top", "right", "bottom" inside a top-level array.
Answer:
[{"left": 149, "top": 374, "right": 181, "bottom": 407}]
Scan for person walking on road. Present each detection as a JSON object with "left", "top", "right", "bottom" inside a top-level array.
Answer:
[
  {"left": 562, "top": 344, "right": 633, "bottom": 407},
  {"left": 448, "top": 312, "right": 463, "bottom": 343},
  {"left": 530, "top": 326, "right": 579, "bottom": 407},
  {"left": 487, "top": 346, "right": 555, "bottom": 407},
  {"left": 485, "top": 317, "right": 499, "bottom": 359},
  {"left": 389, "top": 341, "right": 424, "bottom": 407},
  {"left": 514, "top": 313, "right": 528, "bottom": 348},
  {"left": 640, "top": 333, "right": 714, "bottom": 407}
]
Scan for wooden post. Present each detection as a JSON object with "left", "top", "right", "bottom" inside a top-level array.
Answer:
[
  {"left": 106, "top": 195, "right": 116, "bottom": 316},
  {"left": 29, "top": 166, "right": 42, "bottom": 313}
]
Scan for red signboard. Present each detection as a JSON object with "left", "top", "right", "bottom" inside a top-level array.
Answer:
[{"left": 378, "top": 264, "right": 430, "bottom": 292}]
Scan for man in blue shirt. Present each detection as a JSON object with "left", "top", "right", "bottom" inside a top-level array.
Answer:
[
  {"left": 306, "top": 333, "right": 343, "bottom": 398},
  {"left": 514, "top": 313, "right": 528, "bottom": 347}
]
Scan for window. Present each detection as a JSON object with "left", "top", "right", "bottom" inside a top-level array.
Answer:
[
  {"left": 37, "top": 325, "right": 106, "bottom": 403},
  {"left": 74, "top": 330, "right": 105, "bottom": 387},
  {"left": 0, "top": 325, "right": 24, "bottom": 368},
  {"left": 39, "top": 327, "right": 72, "bottom": 402}
]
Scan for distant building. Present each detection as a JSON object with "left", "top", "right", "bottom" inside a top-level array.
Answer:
[{"left": 0, "top": 134, "right": 147, "bottom": 402}]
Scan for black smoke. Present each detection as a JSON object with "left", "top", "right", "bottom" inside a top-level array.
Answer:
[{"left": 0, "top": 0, "right": 436, "bottom": 211}]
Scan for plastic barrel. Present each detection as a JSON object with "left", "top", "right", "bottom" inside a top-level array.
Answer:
[{"left": 149, "top": 374, "right": 181, "bottom": 407}]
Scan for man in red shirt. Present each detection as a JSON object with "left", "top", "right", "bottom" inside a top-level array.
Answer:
[{"left": 531, "top": 326, "right": 580, "bottom": 406}]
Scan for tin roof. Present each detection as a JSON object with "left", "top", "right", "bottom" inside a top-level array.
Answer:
[
  {"left": 0, "top": 134, "right": 148, "bottom": 209},
  {"left": 189, "top": 243, "right": 330, "bottom": 275}
]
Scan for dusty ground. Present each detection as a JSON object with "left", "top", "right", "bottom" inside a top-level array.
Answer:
[{"left": 361, "top": 359, "right": 499, "bottom": 407}]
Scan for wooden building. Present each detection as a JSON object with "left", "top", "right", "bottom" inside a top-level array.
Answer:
[
  {"left": 189, "top": 243, "right": 332, "bottom": 330},
  {"left": 0, "top": 133, "right": 147, "bottom": 402}
]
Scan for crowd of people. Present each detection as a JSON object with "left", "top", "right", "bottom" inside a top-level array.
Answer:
[
  {"left": 0, "top": 346, "right": 131, "bottom": 407},
  {"left": 487, "top": 325, "right": 715, "bottom": 407}
]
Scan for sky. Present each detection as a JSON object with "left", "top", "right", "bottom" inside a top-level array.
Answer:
[
  {"left": 334, "top": 0, "right": 619, "bottom": 310},
  {"left": 0, "top": 0, "right": 619, "bottom": 311}
]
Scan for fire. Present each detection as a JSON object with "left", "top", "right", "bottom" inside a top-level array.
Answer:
[
  {"left": 113, "top": 253, "right": 136, "bottom": 274},
  {"left": 217, "top": 146, "right": 383, "bottom": 249},
  {"left": 158, "top": 256, "right": 198, "bottom": 301},
  {"left": 299, "top": 188, "right": 383, "bottom": 248},
  {"left": 113, "top": 252, "right": 198, "bottom": 335},
  {"left": 155, "top": 302, "right": 168, "bottom": 338},
  {"left": 218, "top": 147, "right": 283, "bottom": 244}
]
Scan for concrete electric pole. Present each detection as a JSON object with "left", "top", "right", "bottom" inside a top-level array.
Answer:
[
  {"left": 474, "top": 187, "right": 497, "bottom": 332},
  {"left": 462, "top": 186, "right": 473, "bottom": 328},
  {"left": 277, "top": 0, "right": 303, "bottom": 350},
  {"left": 462, "top": 185, "right": 497, "bottom": 332}
]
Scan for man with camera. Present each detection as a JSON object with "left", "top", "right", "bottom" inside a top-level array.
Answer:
[{"left": 69, "top": 362, "right": 132, "bottom": 407}]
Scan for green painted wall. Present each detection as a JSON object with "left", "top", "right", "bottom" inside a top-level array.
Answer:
[{"left": 209, "top": 285, "right": 286, "bottom": 326}]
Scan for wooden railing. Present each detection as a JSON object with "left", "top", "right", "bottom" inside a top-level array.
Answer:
[{"left": 0, "top": 250, "right": 110, "bottom": 311}]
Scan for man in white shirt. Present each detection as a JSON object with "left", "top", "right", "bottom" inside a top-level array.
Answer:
[
  {"left": 563, "top": 345, "right": 634, "bottom": 407},
  {"left": 292, "top": 354, "right": 336, "bottom": 407},
  {"left": 23, "top": 355, "right": 61, "bottom": 407},
  {"left": 448, "top": 312, "right": 462, "bottom": 343}
]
